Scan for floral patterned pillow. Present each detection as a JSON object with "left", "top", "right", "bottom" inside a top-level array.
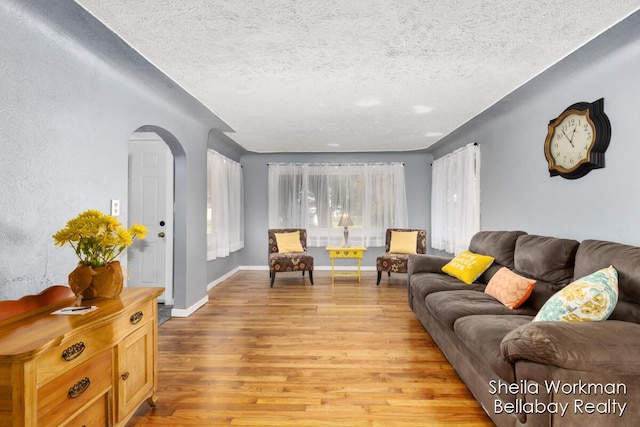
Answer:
[{"left": 533, "top": 265, "right": 618, "bottom": 322}]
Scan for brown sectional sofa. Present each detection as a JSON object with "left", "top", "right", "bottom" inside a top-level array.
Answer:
[{"left": 407, "top": 231, "right": 640, "bottom": 427}]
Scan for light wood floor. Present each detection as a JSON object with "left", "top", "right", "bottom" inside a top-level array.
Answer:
[{"left": 128, "top": 270, "right": 493, "bottom": 426}]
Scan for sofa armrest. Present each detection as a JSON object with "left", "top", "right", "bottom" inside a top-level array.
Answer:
[
  {"left": 407, "top": 254, "right": 451, "bottom": 276},
  {"left": 501, "top": 320, "right": 640, "bottom": 375}
]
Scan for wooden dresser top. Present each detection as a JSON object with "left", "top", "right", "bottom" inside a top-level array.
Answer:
[{"left": 0, "top": 287, "right": 164, "bottom": 359}]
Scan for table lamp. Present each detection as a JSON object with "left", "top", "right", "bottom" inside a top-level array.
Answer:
[{"left": 338, "top": 213, "right": 354, "bottom": 247}]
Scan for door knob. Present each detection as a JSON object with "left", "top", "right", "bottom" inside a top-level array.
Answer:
[{"left": 158, "top": 232, "right": 166, "bottom": 238}]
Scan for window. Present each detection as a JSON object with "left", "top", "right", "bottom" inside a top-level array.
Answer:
[
  {"left": 431, "top": 143, "right": 480, "bottom": 254},
  {"left": 268, "top": 163, "right": 407, "bottom": 247},
  {"left": 207, "top": 150, "right": 244, "bottom": 260}
]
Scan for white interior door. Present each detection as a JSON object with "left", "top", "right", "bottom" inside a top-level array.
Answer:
[{"left": 128, "top": 132, "right": 174, "bottom": 304}]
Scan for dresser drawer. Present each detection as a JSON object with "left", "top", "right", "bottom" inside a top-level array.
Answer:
[
  {"left": 112, "top": 298, "right": 154, "bottom": 338},
  {"left": 37, "top": 322, "right": 114, "bottom": 386},
  {"left": 63, "top": 391, "right": 111, "bottom": 427},
  {"left": 38, "top": 349, "right": 112, "bottom": 426}
]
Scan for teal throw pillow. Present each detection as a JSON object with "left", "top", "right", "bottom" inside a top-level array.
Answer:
[{"left": 533, "top": 265, "right": 618, "bottom": 322}]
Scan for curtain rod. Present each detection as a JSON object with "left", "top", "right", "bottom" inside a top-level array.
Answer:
[
  {"left": 267, "top": 162, "right": 405, "bottom": 166},
  {"left": 430, "top": 142, "right": 478, "bottom": 166},
  {"left": 208, "top": 149, "right": 242, "bottom": 167}
]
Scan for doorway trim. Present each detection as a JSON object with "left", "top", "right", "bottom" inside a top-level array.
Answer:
[
  {"left": 128, "top": 131, "right": 174, "bottom": 304},
  {"left": 128, "top": 126, "right": 188, "bottom": 310}
]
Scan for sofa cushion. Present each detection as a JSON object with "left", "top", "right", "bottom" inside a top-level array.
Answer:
[
  {"left": 485, "top": 267, "right": 536, "bottom": 309},
  {"left": 454, "top": 314, "right": 533, "bottom": 383},
  {"left": 469, "top": 230, "right": 528, "bottom": 284},
  {"left": 468, "top": 230, "right": 527, "bottom": 270},
  {"left": 407, "top": 254, "right": 450, "bottom": 275},
  {"left": 533, "top": 266, "right": 618, "bottom": 322},
  {"left": 425, "top": 290, "right": 538, "bottom": 329},
  {"left": 514, "top": 234, "right": 579, "bottom": 285},
  {"left": 409, "top": 273, "right": 486, "bottom": 307},
  {"left": 574, "top": 240, "right": 640, "bottom": 324},
  {"left": 501, "top": 320, "right": 640, "bottom": 374},
  {"left": 522, "top": 279, "right": 565, "bottom": 312},
  {"left": 441, "top": 251, "right": 495, "bottom": 285},
  {"left": 575, "top": 239, "right": 640, "bottom": 303}
]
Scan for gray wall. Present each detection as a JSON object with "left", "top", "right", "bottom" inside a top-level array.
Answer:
[
  {"left": 240, "top": 151, "right": 432, "bottom": 268},
  {"left": 428, "top": 11, "right": 640, "bottom": 247},
  {"left": 0, "top": 0, "right": 243, "bottom": 306},
  {"left": 3, "top": 0, "right": 639, "bottom": 304}
]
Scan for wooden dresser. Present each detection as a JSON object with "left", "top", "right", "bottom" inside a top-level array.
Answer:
[{"left": 0, "top": 287, "right": 164, "bottom": 426}]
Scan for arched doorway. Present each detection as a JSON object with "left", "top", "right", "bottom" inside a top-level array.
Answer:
[
  {"left": 126, "top": 125, "right": 196, "bottom": 315},
  {"left": 128, "top": 131, "right": 174, "bottom": 304}
]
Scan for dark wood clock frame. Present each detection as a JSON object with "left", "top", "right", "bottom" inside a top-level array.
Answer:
[{"left": 544, "top": 98, "right": 611, "bottom": 179}]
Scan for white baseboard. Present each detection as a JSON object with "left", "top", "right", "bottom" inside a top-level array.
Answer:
[
  {"left": 207, "top": 267, "right": 241, "bottom": 290},
  {"left": 239, "top": 265, "right": 376, "bottom": 271},
  {"left": 171, "top": 294, "right": 208, "bottom": 318},
  {"left": 172, "top": 265, "right": 377, "bottom": 318},
  {"left": 170, "top": 267, "right": 240, "bottom": 318}
]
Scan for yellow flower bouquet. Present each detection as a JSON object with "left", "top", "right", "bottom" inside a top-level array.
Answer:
[{"left": 53, "top": 210, "right": 147, "bottom": 299}]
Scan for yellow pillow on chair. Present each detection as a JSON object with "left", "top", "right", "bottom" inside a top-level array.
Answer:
[
  {"left": 389, "top": 231, "right": 418, "bottom": 254},
  {"left": 275, "top": 231, "right": 304, "bottom": 253}
]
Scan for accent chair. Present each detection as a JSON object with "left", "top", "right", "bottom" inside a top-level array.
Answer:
[
  {"left": 268, "top": 228, "right": 314, "bottom": 287},
  {"left": 376, "top": 228, "right": 427, "bottom": 285}
]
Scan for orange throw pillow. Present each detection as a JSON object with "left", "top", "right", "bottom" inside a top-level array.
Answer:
[{"left": 485, "top": 267, "right": 536, "bottom": 309}]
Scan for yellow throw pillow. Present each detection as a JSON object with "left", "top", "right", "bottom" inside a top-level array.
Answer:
[
  {"left": 274, "top": 231, "right": 304, "bottom": 253},
  {"left": 441, "top": 250, "right": 495, "bottom": 285},
  {"left": 389, "top": 231, "right": 418, "bottom": 254}
]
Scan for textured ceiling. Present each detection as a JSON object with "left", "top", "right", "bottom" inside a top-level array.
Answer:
[{"left": 74, "top": 0, "right": 640, "bottom": 153}]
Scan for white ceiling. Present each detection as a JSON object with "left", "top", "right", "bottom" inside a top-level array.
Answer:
[{"left": 74, "top": 0, "right": 640, "bottom": 153}]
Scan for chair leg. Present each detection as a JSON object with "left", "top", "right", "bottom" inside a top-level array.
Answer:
[
  {"left": 302, "top": 271, "right": 305, "bottom": 277},
  {"left": 309, "top": 271, "right": 314, "bottom": 285},
  {"left": 377, "top": 271, "right": 382, "bottom": 285},
  {"left": 388, "top": 272, "right": 391, "bottom": 277},
  {"left": 270, "top": 272, "right": 276, "bottom": 287}
]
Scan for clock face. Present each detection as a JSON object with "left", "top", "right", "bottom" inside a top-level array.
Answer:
[{"left": 548, "top": 112, "right": 595, "bottom": 171}]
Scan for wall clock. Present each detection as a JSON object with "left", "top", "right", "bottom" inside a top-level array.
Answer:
[{"left": 543, "top": 98, "right": 611, "bottom": 179}]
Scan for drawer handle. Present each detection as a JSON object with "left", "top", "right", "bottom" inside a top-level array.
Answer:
[
  {"left": 121, "top": 372, "right": 130, "bottom": 381},
  {"left": 68, "top": 377, "right": 91, "bottom": 399},
  {"left": 62, "top": 341, "right": 86, "bottom": 361},
  {"left": 130, "top": 311, "right": 144, "bottom": 324}
]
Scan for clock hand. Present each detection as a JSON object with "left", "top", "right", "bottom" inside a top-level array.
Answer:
[
  {"left": 569, "top": 125, "right": 577, "bottom": 143},
  {"left": 561, "top": 129, "right": 575, "bottom": 147}
]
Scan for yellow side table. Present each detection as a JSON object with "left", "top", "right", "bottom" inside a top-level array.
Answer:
[{"left": 326, "top": 246, "right": 367, "bottom": 283}]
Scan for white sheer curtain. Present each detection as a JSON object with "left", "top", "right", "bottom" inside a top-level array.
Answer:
[
  {"left": 268, "top": 163, "right": 407, "bottom": 247},
  {"left": 207, "top": 150, "right": 244, "bottom": 260},
  {"left": 431, "top": 143, "right": 480, "bottom": 254}
]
